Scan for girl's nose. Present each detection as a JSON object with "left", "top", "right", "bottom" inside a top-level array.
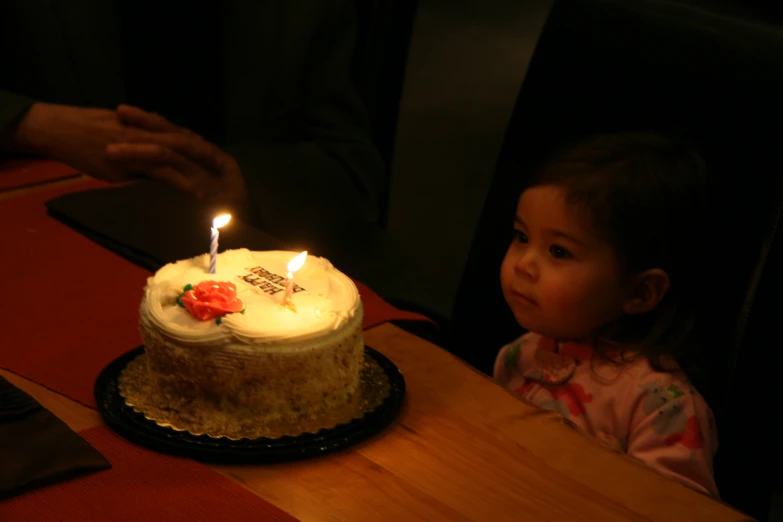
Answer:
[{"left": 515, "top": 250, "right": 539, "bottom": 281}]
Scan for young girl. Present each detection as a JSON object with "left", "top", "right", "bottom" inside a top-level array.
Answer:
[{"left": 494, "top": 132, "right": 718, "bottom": 496}]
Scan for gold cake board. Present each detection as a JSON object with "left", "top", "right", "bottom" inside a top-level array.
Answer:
[{"left": 94, "top": 346, "right": 406, "bottom": 463}]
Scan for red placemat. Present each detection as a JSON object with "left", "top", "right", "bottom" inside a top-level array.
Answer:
[
  {"left": 0, "top": 178, "right": 433, "bottom": 409},
  {"left": 0, "top": 425, "right": 299, "bottom": 521},
  {"left": 0, "top": 159, "right": 80, "bottom": 192},
  {"left": 355, "top": 279, "right": 433, "bottom": 330}
]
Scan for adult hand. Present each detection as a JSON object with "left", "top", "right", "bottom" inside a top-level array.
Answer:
[
  {"left": 6, "top": 102, "right": 144, "bottom": 183},
  {"left": 105, "top": 105, "right": 248, "bottom": 210}
]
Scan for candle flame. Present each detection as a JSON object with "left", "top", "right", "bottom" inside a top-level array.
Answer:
[
  {"left": 212, "top": 214, "right": 231, "bottom": 229},
  {"left": 287, "top": 251, "right": 308, "bottom": 274}
]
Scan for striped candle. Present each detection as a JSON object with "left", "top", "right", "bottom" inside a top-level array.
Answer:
[
  {"left": 209, "top": 227, "right": 218, "bottom": 273},
  {"left": 208, "top": 214, "right": 231, "bottom": 274}
]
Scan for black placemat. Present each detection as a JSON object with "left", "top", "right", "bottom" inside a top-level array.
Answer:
[
  {"left": 45, "top": 181, "right": 285, "bottom": 272},
  {"left": 0, "top": 376, "right": 111, "bottom": 499}
]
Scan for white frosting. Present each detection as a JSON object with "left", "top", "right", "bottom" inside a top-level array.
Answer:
[{"left": 140, "top": 249, "right": 361, "bottom": 346}]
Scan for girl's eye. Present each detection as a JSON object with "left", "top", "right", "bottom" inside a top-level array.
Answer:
[
  {"left": 513, "top": 230, "right": 528, "bottom": 243},
  {"left": 549, "top": 245, "right": 572, "bottom": 259}
]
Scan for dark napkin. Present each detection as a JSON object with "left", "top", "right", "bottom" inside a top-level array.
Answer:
[
  {"left": 45, "top": 180, "right": 284, "bottom": 272},
  {"left": 0, "top": 376, "right": 110, "bottom": 499}
]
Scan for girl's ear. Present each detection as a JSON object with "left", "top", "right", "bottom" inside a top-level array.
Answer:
[{"left": 622, "top": 269, "right": 670, "bottom": 315}]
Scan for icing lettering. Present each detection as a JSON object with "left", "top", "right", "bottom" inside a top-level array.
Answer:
[{"left": 240, "top": 266, "right": 306, "bottom": 296}]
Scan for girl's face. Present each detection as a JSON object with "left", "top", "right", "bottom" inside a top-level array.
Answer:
[{"left": 501, "top": 185, "right": 633, "bottom": 341}]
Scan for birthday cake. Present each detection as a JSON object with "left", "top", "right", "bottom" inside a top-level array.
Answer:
[{"left": 136, "top": 249, "right": 364, "bottom": 439}]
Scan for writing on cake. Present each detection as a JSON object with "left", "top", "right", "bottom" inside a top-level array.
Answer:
[{"left": 240, "top": 266, "right": 306, "bottom": 296}]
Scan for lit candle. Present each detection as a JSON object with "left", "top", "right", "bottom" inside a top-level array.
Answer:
[
  {"left": 281, "top": 251, "right": 308, "bottom": 306},
  {"left": 209, "top": 214, "right": 231, "bottom": 274}
]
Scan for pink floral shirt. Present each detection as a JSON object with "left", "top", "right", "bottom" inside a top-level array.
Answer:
[{"left": 494, "top": 332, "right": 719, "bottom": 497}]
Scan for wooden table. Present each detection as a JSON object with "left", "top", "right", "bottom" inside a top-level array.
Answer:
[
  {"left": 0, "top": 164, "right": 752, "bottom": 521},
  {"left": 2, "top": 322, "right": 750, "bottom": 522}
]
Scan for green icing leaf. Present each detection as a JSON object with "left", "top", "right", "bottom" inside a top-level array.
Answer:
[
  {"left": 216, "top": 317, "right": 222, "bottom": 325},
  {"left": 176, "top": 283, "right": 194, "bottom": 309},
  {"left": 240, "top": 308, "right": 246, "bottom": 315}
]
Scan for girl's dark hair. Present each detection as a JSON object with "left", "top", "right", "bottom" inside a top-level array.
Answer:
[{"left": 525, "top": 132, "right": 708, "bottom": 370}]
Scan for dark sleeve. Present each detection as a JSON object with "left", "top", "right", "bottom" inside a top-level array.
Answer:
[
  {"left": 227, "top": 1, "right": 386, "bottom": 254},
  {"left": 0, "top": 89, "right": 35, "bottom": 135}
]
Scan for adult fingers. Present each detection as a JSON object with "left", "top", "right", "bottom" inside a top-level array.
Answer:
[
  {"left": 116, "top": 104, "right": 199, "bottom": 138},
  {"left": 114, "top": 123, "right": 227, "bottom": 173},
  {"left": 106, "top": 143, "right": 206, "bottom": 195},
  {"left": 145, "top": 166, "right": 195, "bottom": 195},
  {"left": 158, "top": 133, "right": 228, "bottom": 173}
]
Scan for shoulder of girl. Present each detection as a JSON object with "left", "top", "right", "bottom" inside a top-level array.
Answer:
[
  {"left": 630, "top": 363, "right": 708, "bottom": 408},
  {"left": 617, "top": 353, "right": 683, "bottom": 378},
  {"left": 604, "top": 355, "right": 687, "bottom": 393}
]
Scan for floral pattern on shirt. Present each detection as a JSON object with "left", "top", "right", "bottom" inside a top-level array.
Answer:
[{"left": 493, "top": 332, "right": 718, "bottom": 497}]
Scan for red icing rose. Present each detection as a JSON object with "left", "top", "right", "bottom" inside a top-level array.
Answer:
[{"left": 180, "top": 281, "right": 244, "bottom": 321}]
